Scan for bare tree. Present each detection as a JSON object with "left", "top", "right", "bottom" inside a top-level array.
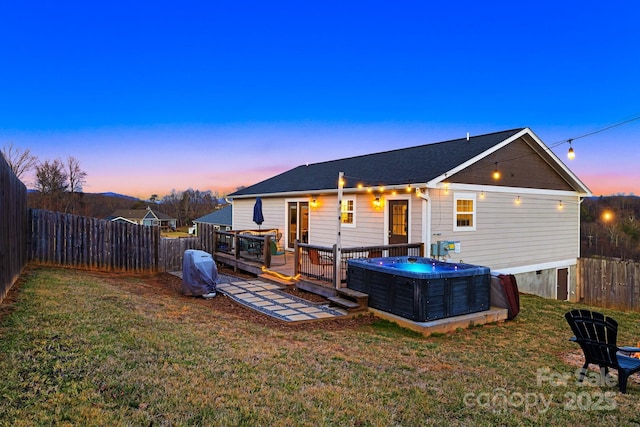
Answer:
[
  {"left": 1, "top": 143, "right": 38, "bottom": 180},
  {"left": 66, "top": 156, "right": 87, "bottom": 193},
  {"left": 35, "top": 159, "right": 68, "bottom": 211}
]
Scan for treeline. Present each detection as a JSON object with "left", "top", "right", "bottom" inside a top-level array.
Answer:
[
  {"left": 581, "top": 196, "right": 640, "bottom": 261},
  {"left": 154, "top": 189, "right": 221, "bottom": 228}
]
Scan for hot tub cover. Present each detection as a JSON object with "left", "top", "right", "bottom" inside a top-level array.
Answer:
[{"left": 182, "top": 250, "right": 218, "bottom": 297}]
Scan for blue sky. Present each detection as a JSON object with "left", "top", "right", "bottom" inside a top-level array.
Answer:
[{"left": 1, "top": 1, "right": 639, "bottom": 198}]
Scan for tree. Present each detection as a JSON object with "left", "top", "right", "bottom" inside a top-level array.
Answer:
[
  {"left": 1, "top": 143, "right": 38, "bottom": 181},
  {"left": 35, "top": 159, "right": 68, "bottom": 211},
  {"left": 66, "top": 156, "right": 87, "bottom": 193}
]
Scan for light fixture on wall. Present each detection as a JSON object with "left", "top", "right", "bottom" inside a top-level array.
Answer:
[
  {"left": 515, "top": 196, "right": 521, "bottom": 205},
  {"left": 373, "top": 196, "right": 381, "bottom": 208},
  {"left": 558, "top": 200, "right": 564, "bottom": 210},
  {"left": 492, "top": 162, "right": 501, "bottom": 180},
  {"left": 567, "top": 139, "right": 575, "bottom": 160},
  {"left": 480, "top": 190, "right": 485, "bottom": 199},
  {"left": 310, "top": 198, "right": 318, "bottom": 208}
]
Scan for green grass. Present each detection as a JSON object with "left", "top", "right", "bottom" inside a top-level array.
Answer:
[{"left": 3, "top": 267, "right": 640, "bottom": 425}]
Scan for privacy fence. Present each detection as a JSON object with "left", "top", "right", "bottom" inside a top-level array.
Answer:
[
  {"left": 28, "top": 209, "right": 161, "bottom": 272},
  {"left": 576, "top": 257, "right": 640, "bottom": 312},
  {"left": 0, "top": 154, "right": 28, "bottom": 304}
]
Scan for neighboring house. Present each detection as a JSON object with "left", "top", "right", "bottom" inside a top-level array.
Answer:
[
  {"left": 109, "top": 206, "right": 177, "bottom": 230},
  {"left": 228, "top": 128, "right": 592, "bottom": 300},
  {"left": 191, "top": 205, "right": 233, "bottom": 234}
]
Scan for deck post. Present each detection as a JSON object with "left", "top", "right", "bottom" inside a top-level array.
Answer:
[
  {"left": 335, "top": 171, "right": 344, "bottom": 289},
  {"left": 294, "top": 239, "right": 300, "bottom": 276}
]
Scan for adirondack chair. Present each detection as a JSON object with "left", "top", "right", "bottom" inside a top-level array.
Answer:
[
  {"left": 565, "top": 309, "right": 640, "bottom": 393},
  {"left": 269, "top": 240, "right": 287, "bottom": 266}
]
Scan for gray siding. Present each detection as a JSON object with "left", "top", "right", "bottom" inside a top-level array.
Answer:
[{"left": 429, "top": 190, "right": 579, "bottom": 270}]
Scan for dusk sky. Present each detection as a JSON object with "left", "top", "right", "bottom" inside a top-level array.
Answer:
[{"left": 1, "top": 1, "right": 639, "bottom": 199}]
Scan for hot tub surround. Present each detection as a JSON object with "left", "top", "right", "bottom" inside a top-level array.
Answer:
[{"left": 347, "top": 257, "right": 491, "bottom": 322}]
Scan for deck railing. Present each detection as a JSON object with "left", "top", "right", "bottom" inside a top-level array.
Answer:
[{"left": 294, "top": 241, "right": 425, "bottom": 287}]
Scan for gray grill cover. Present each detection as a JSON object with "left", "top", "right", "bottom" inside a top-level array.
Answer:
[{"left": 182, "top": 250, "right": 218, "bottom": 296}]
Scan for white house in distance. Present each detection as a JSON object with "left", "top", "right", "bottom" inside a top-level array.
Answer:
[
  {"left": 109, "top": 207, "right": 177, "bottom": 230},
  {"left": 228, "top": 128, "right": 591, "bottom": 300}
]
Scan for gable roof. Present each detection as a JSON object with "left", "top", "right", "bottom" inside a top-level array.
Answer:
[
  {"left": 193, "top": 205, "right": 232, "bottom": 225},
  {"left": 230, "top": 128, "right": 591, "bottom": 198},
  {"left": 109, "top": 207, "right": 176, "bottom": 221}
]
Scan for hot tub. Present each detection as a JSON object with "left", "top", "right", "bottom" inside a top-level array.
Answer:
[{"left": 347, "top": 256, "right": 490, "bottom": 321}]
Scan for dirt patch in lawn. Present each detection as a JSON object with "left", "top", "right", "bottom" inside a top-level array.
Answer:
[{"left": 2, "top": 265, "right": 376, "bottom": 332}]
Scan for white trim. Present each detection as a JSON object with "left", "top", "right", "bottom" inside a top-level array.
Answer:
[
  {"left": 341, "top": 196, "right": 356, "bottom": 228},
  {"left": 453, "top": 192, "right": 476, "bottom": 232},
  {"left": 284, "top": 197, "right": 310, "bottom": 247},
  {"left": 384, "top": 194, "right": 412, "bottom": 245},
  {"left": 491, "top": 258, "right": 577, "bottom": 276}
]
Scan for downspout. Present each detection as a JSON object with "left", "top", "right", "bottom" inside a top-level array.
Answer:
[{"left": 417, "top": 188, "right": 431, "bottom": 257}]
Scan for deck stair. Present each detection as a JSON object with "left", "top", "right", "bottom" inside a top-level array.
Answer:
[{"left": 328, "top": 288, "right": 368, "bottom": 312}]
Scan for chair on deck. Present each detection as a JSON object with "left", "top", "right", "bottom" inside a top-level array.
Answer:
[
  {"left": 269, "top": 240, "right": 287, "bottom": 266},
  {"left": 367, "top": 249, "right": 382, "bottom": 258},
  {"left": 308, "top": 248, "right": 333, "bottom": 276},
  {"left": 565, "top": 309, "right": 640, "bottom": 393}
]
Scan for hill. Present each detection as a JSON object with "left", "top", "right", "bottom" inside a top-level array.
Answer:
[{"left": 27, "top": 191, "right": 148, "bottom": 219}]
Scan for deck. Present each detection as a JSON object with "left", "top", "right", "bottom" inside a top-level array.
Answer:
[{"left": 214, "top": 250, "right": 338, "bottom": 297}]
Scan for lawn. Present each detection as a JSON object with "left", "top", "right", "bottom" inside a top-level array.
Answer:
[{"left": 2, "top": 267, "right": 640, "bottom": 426}]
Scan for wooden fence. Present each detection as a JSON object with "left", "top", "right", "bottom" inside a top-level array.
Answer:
[
  {"left": 577, "top": 257, "right": 640, "bottom": 312},
  {"left": 28, "top": 209, "right": 160, "bottom": 273},
  {"left": 0, "top": 155, "right": 28, "bottom": 304}
]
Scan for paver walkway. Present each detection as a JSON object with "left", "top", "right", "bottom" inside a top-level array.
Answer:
[
  {"left": 216, "top": 278, "right": 347, "bottom": 322},
  {"left": 173, "top": 271, "right": 347, "bottom": 322}
]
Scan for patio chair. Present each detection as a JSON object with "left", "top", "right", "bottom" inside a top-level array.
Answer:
[
  {"left": 269, "top": 240, "right": 287, "bottom": 266},
  {"left": 565, "top": 309, "right": 640, "bottom": 393},
  {"left": 308, "top": 248, "right": 333, "bottom": 276}
]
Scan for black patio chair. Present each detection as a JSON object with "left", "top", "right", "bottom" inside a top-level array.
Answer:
[{"left": 565, "top": 309, "right": 640, "bottom": 393}]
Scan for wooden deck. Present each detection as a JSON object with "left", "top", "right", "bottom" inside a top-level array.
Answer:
[{"left": 213, "top": 250, "right": 339, "bottom": 298}]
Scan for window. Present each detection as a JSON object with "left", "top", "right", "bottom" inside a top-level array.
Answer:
[
  {"left": 454, "top": 193, "right": 476, "bottom": 231},
  {"left": 341, "top": 198, "right": 356, "bottom": 227}
]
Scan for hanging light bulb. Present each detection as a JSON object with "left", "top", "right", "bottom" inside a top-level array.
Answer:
[
  {"left": 515, "top": 196, "right": 521, "bottom": 205},
  {"left": 492, "top": 162, "right": 501, "bottom": 180},
  {"left": 567, "top": 139, "right": 575, "bottom": 160},
  {"left": 558, "top": 200, "right": 563, "bottom": 210}
]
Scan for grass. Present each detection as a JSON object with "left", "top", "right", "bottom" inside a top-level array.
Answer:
[{"left": 2, "top": 268, "right": 640, "bottom": 426}]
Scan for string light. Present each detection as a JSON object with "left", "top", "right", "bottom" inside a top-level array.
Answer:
[
  {"left": 492, "top": 163, "right": 501, "bottom": 180},
  {"left": 567, "top": 139, "right": 575, "bottom": 160},
  {"left": 480, "top": 191, "right": 485, "bottom": 199}
]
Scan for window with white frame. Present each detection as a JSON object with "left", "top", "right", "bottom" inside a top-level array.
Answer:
[
  {"left": 454, "top": 193, "right": 476, "bottom": 231},
  {"left": 341, "top": 198, "right": 356, "bottom": 227}
]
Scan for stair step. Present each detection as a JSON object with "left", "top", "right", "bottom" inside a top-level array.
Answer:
[
  {"left": 338, "top": 288, "right": 368, "bottom": 300},
  {"left": 327, "top": 296, "right": 361, "bottom": 309}
]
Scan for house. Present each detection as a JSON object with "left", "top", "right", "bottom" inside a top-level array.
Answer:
[
  {"left": 228, "top": 128, "right": 591, "bottom": 300},
  {"left": 109, "top": 206, "right": 177, "bottom": 230},
  {"left": 191, "top": 205, "right": 233, "bottom": 234}
]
